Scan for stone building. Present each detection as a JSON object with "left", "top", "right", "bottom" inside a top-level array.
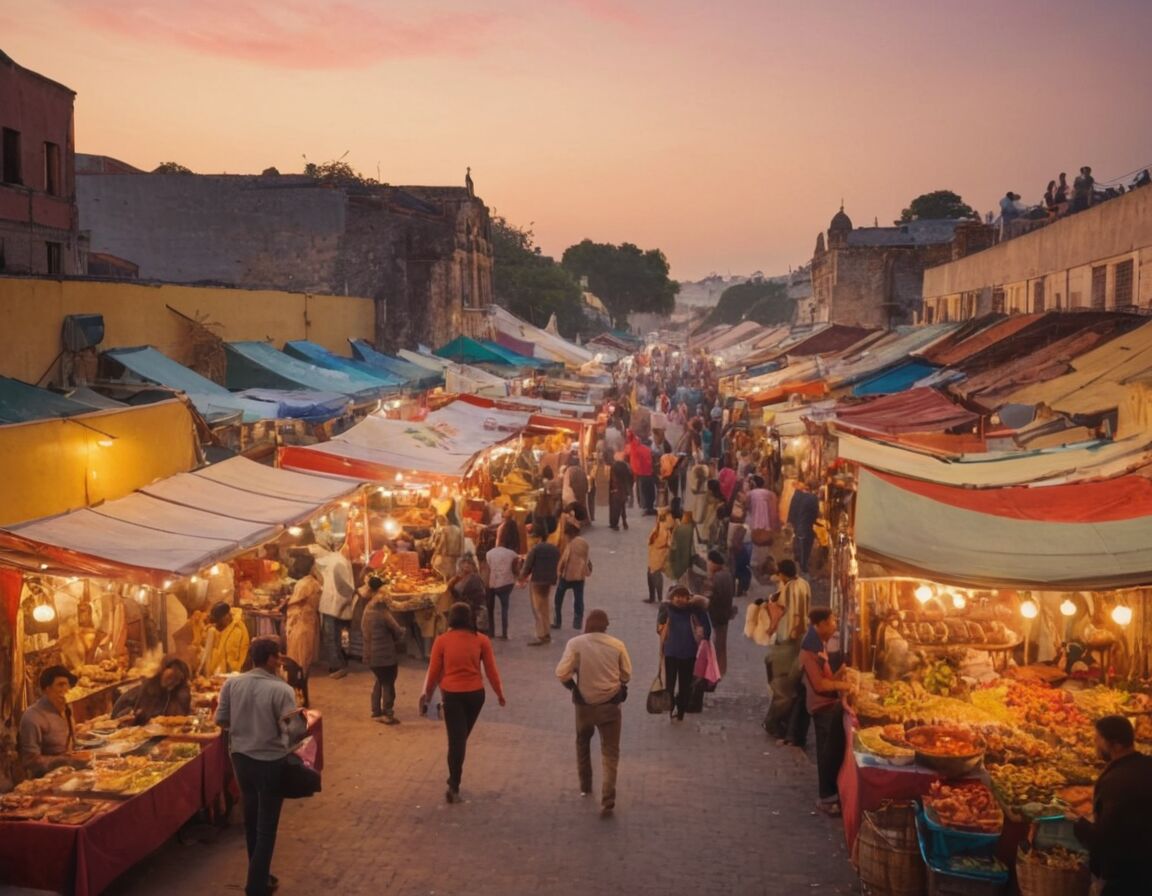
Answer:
[
  {"left": 810, "top": 206, "right": 993, "bottom": 327},
  {"left": 75, "top": 162, "right": 493, "bottom": 348},
  {"left": 0, "top": 50, "right": 81, "bottom": 276},
  {"left": 923, "top": 185, "right": 1152, "bottom": 321}
]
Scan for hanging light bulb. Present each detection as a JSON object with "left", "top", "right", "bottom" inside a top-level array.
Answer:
[
  {"left": 135, "top": 586, "right": 150, "bottom": 604},
  {"left": 383, "top": 518, "right": 400, "bottom": 538},
  {"left": 1112, "top": 605, "right": 1133, "bottom": 627},
  {"left": 951, "top": 592, "right": 967, "bottom": 610},
  {"left": 394, "top": 472, "right": 404, "bottom": 483},
  {"left": 1060, "top": 598, "right": 1077, "bottom": 617},
  {"left": 287, "top": 526, "right": 304, "bottom": 537},
  {"left": 1020, "top": 600, "right": 1039, "bottom": 620},
  {"left": 190, "top": 575, "right": 200, "bottom": 584},
  {"left": 162, "top": 579, "right": 173, "bottom": 590},
  {"left": 38, "top": 562, "right": 49, "bottom": 571},
  {"left": 209, "top": 564, "right": 221, "bottom": 577},
  {"left": 914, "top": 584, "right": 934, "bottom": 604},
  {"left": 32, "top": 603, "right": 56, "bottom": 623}
]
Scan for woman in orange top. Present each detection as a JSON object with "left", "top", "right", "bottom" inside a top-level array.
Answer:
[{"left": 420, "top": 603, "right": 506, "bottom": 803}]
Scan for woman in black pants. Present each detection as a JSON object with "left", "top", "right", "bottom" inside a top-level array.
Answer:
[
  {"left": 361, "top": 576, "right": 406, "bottom": 723},
  {"left": 420, "top": 603, "right": 506, "bottom": 802},
  {"left": 657, "top": 586, "right": 712, "bottom": 721}
]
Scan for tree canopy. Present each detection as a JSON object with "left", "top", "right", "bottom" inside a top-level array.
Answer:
[
  {"left": 700, "top": 279, "right": 793, "bottom": 330},
  {"left": 303, "top": 159, "right": 378, "bottom": 186},
  {"left": 561, "top": 240, "right": 678, "bottom": 328},
  {"left": 899, "top": 190, "right": 975, "bottom": 222},
  {"left": 152, "top": 162, "right": 193, "bottom": 175},
  {"left": 491, "top": 217, "right": 590, "bottom": 339}
]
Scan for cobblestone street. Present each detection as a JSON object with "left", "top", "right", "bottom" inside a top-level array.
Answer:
[{"left": 48, "top": 519, "right": 855, "bottom": 896}]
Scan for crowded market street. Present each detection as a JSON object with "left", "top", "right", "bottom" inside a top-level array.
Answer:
[{"left": 89, "top": 518, "right": 855, "bottom": 896}]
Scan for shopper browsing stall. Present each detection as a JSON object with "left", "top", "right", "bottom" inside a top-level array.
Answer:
[{"left": 800, "top": 608, "right": 853, "bottom": 817}]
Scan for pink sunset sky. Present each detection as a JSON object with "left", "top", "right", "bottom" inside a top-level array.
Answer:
[{"left": 4, "top": 0, "right": 1150, "bottom": 280}]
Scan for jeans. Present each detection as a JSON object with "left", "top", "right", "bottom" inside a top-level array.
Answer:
[
  {"left": 488, "top": 585, "right": 512, "bottom": 638},
  {"left": 231, "top": 752, "right": 287, "bottom": 896},
  {"left": 529, "top": 583, "right": 553, "bottom": 640},
  {"left": 638, "top": 476, "right": 656, "bottom": 513},
  {"left": 442, "top": 689, "right": 486, "bottom": 791},
  {"left": 663, "top": 655, "right": 696, "bottom": 717},
  {"left": 609, "top": 491, "right": 628, "bottom": 529},
  {"left": 554, "top": 578, "right": 585, "bottom": 628},
  {"left": 812, "top": 703, "right": 845, "bottom": 802},
  {"left": 575, "top": 702, "right": 622, "bottom": 809},
  {"left": 646, "top": 569, "right": 663, "bottom": 602},
  {"left": 794, "top": 530, "right": 815, "bottom": 573},
  {"left": 370, "top": 664, "right": 397, "bottom": 717},
  {"left": 321, "top": 614, "right": 349, "bottom": 671}
]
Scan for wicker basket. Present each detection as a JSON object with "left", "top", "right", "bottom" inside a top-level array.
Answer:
[
  {"left": 1016, "top": 851, "right": 1091, "bottom": 896},
  {"left": 926, "top": 865, "right": 1007, "bottom": 896},
  {"left": 857, "top": 802, "right": 926, "bottom": 896}
]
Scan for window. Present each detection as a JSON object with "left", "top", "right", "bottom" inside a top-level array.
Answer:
[
  {"left": 460, "top": 258, "right": 472, "bottom": 307},
  {"left": 1032, "top": 280, "right": 1045, "bottom": 313},
  {"left": 43, "top": 142, "right": 60, "bottom": 195},
  {"left": 46, "top": 241, "right": 62, "bottom": 275},
  {"left": 1114, "top": 259, "right": 1134, "bottom": 308},
  {"left": 1, "top": 128, "right": 21, "bottom": 185},
  {"left": 991, "top": 287, "right": 1005, "bottom": 314},
  {"left": 1091, "top": 266, "right": 1107, "bottom": 309}
]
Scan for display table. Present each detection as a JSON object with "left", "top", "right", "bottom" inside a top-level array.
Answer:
[{"left": 0, "top": 713, "right": 324, "bottom": 895}]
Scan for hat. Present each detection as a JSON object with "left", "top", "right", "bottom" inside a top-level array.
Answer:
[
  {"left": 39, "top": 664, "right": 78, "bottom": 690},
  {"left": 209, "top": 601, "right": 232, "bottom": 622}
]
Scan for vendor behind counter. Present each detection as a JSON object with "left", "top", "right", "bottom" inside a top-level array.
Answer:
[
  {"left": 18, "top": 665, "right": 82, "bottom": 778},
  {"left": 111, "top": 656, "right": 192, "bottom": 725}
]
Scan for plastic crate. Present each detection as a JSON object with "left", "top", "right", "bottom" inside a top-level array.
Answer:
[
  {"left": 921, "top": 804, "right": 1001, "bottom": 861},
  {"left": 916, "top": 809, "right": 1010, "bottom": 893}
]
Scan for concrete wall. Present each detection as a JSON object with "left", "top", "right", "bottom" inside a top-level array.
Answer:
[
  {"left": 0, "top": 276, "right": 375, "bottom": 384},
  {"left": 923, "top": 187, "right": 1152, "bottom": 315},
  {"left": 0, "top": 52, "right": 80, "bottom": 275}
]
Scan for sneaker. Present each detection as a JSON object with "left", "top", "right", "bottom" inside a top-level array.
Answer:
[
  {"left": 371, "top": 711, "right": 384, "bottom": 719},
  {"left": 328, "top": 669, "right": 348, "bottom": 680},
  {"left": 573, "top": 622, "right": 582, "bottom": 631},
  {"left": 379, "top": 715, "right": 400, "bottom": 725},
  {"left": 600, "top": 805, "right": 615, "bottom": 819},
  {"left": 551, "top": 623, "right": 561, "bottom": 630},
  {"left": 445, "top": 788, "right": 461, "bottom": 804},
  {"left": 498, "top": 634, "right": 509, "bottom": 641},
  {"left": 527, "top": 638, "right": 549, "bottom": 647}
]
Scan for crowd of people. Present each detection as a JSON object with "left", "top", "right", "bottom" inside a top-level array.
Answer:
[{"left": 998, "top": 163, "right": 1151, "bottom": 240}]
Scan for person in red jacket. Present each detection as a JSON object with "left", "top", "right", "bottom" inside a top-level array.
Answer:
[
  {"left": 420, "top": 603, "right": 506, "bottom": 803},
  {"left": 626, "top": 430, "right": 656, "bottom": 515}
]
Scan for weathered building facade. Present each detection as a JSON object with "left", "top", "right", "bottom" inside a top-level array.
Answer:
[
  {"left": 75, "top": 163, "right": 493, "bottom": 348},
  {"left": 810, "top": 207, "right": 993, "bottom": 327},
  {"left": 923, "top": 186, "right": 1152, "bottom": 321},
  {"left": 0, "top": 50, "right": 80, "bottom": 276}
]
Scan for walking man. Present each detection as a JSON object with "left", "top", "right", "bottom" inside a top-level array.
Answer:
[
  {"left": 608, "top": 449, "right": 633, "bottom": 531},
  {"left": 763, "top": 559, "right": 812, "bottom": 743},
  {"left": 787, "top": 481, "right": 820, "bottom": 575},
  {"left": 520, "top": 535, "right": 560, "bottom": 646},
  {"left": 555, "top": 522, "right": 592, "bottom": 630},
  {"left": 706, "top": 549, "right": 734, "bottom": 678},
  {"left": 555, "top": 609, "right": 632, "bottom": 818},
  {"left": 216, "top": 636, "right": 307, "bottom": 896}
]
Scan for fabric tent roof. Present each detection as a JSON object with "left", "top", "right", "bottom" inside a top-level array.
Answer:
[
  {"left": 836, "top": 430, "right": 1152, "bottom": 487},
  {"left": 283, "top": 341, "right": 407, "bottom": 388},
  {"left": 488, "top": 305, "right": 597, "bottom": 367},
  {"left": 833, "top": 388, "right": 980, "bottom": 435},
  {"left": 852, "top": 359, "right": 940, "bottom": 396},
  {"left": 0, "top": 457, "right": 361, "bottom": 583},
  {"left": 0, "top": 376, "right": 100, "bottom": 423},
  {"left": 826, "top": 325, "right": 956, "bottom": 389},
  {"left": 348, "top": 340, "right": 444, "bottom": 389},
  {"left": 855, "top": 468, "right": 1152, "bottom": 589},
  {"left": 435, "top": 336, "right": 553, "bottom": 370},
  {"left": 224, "top": 342, "right": 386, "bottom": 400}
]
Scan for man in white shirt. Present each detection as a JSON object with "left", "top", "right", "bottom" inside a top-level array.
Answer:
[
  {"left": 310, "top": 544, "right": 356, "bottom": 679},
  {"left": 484, "top": 543, "right": 519, "bottom": 639},
  {"left": 555, "top": 609, "right": 632, "bottom": 817}
]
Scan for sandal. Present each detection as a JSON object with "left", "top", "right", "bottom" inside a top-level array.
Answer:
[{"left": 816, "top": 801, "right": 842, "bottom": 817}]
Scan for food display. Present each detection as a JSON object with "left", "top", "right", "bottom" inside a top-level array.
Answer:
[
  {"left": 988, "top": 764, "right": 1067, "bottom": 819},
  {"left": 944, "top": 855, "right": 1008, "bottom": 876},
  {"left": 0, "top": 794, "right": 114, "bottom": 824},
  {"left": 855, "top": 726, "right": 914, "bottom": 766},
  {"left": 1018, "top": 846, "right": 1089, "bottom": 872},
  {"left": 144, "top": 714, "right": 220, "bottom": 740},
  {"left": 383, "top": 569, "right": 443, "bottom": 596},
  {"left": 897, "top": 614, "right": 1016, "bottom": 648},
  {"left": 923, "top": 781, "right": 1003, "bottom": 834}
]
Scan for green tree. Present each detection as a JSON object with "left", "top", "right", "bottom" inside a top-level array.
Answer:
[
  {"left": 152, "top": 162, "right": 193, "bottom": 174},
  {"left": 561, "top": 240, "right": 679, "bottom": 328},
  {"left": 491, "top": 217, "right": 591, "bottom": 339},
  {"left": 700, "top": 279, "right": 793, "bottom": 329},
  {"left": 302, "top": 158, "right": 378, "bottom": 186},
  {"left": 899, "top": 190, "right": 975, "bottom": 221}
]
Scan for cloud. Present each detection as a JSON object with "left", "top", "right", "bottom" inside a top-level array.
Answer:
[{"left": 56, "top": 0, "right": 500, "bottom": 69}]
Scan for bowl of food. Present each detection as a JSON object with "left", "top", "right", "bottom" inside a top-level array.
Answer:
[{"left": 906, "top": 724, "right": 986, "bottom": 777}]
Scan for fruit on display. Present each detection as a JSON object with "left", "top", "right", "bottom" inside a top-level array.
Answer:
[
  {"left": 906, "top": 725, "right": 985, "bottom": 757},
  {"left": 987, "top": 763, "right": 1066, "bottom": 816},
  {"left": 1000, "top": 679, "right": 1089, "bottom": 729},
  {"left": 982, "top": 728, "right": 1052, "bottom": 764},
  {"left": 947, "top": 856, "right": 1008, "bottom": 876},
  {"left": 922, "top": 660, "right": 959, "bottom": 697},
  {"left": 1056, "top": 785, "right": 1094, "bottom": 818},
  {"left": 856, "top": 726, "right": 914, "bottom": 765},
  {"left": 1020, "top": 846, "right": 1088, "bottom": 871},
  {"left": 924, "top": 780, "right": 1003, "bottom": 833}
]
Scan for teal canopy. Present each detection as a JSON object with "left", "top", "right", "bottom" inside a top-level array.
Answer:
[{"left": 0, "top": 376, "right": 100, "bottom": 423}]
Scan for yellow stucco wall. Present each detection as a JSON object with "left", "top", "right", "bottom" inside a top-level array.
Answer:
[
  {"left": 0, "top": 278, "right": 376, "bottom": 383},
  {"left": 0, "top": 399, "right": 200, "bottom": 526}
]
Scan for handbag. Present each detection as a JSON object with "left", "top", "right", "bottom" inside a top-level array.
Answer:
[
  {"left": 694, "top": 639, "right": 721, "bottom": 688},
  {"left": 646, "top": 669, "right": 673, "bottom": 714},
  {"left": 750, "top": 528, "right": 774, "bottom": 547},
  {"left": 281, "top": 751, "right": 321, "bottom": 799}
]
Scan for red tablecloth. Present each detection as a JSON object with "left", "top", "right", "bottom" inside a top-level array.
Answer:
[{"left": 0, "top": 713, "right": 324, "bottom": 896}]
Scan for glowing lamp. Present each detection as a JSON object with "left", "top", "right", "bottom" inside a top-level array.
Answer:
[
  {"left": 394, "top": 472, "right": 404, "bottom": 483},
  {"left": 383, "top": 518, "right": 400, "bottom": 538},
  {"left": 914, "top": 584, "right": 934, "bottom": 604},
  {"left": 162, "top": 579, "right": 173, "bottom": 590},
  {"left": 287, "top": 526, "right": 304, "bottom": 537},
  {"left": 1060, "top": 599, "right": 1077, "bottom": 617},
  {"left": 1020, "top": 600, "right": 1039, "bottom": 620},
  {"left": 950, "top": 593, "right": 967, "bottom": 610},
  {"left": 96, "top": 438, "right": 114, "bottom": 448},
  {"left": 1112, "top": 605, "right": 1133, "bottom": 627},
  {"left": 209, "top": 564, "right": 221, "bottom": 577},
  {"left": 190, "top": 575, "right": 200, "bottom": 584},
  {"left": 32, "top": 603, "right": 56, "bottom": 623}
]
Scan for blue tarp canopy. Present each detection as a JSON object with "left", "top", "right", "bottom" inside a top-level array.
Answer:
[
  {"left": 283, "top": 340, "right": 407, "bottom": 388},
  {"left": 104, "top": 345, "right": 285, "bottom": 423},
  {"left": 224, "top": 342, "right": 387, "bottom": 401},
  {"left": 348, "top": 340, "right": 444, "bottom": 389},
  {"left": 435, "top": 336, "right": 553, "bottom": 370},
  {"left": 0, "top": 376, "right": 100, "bottom": 423},
  {"left": 852, "top": 359, "right": 940, "bottom": 397}
]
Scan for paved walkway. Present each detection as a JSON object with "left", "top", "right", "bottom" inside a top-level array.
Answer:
[{"left": 35, "top": 518, "right": 858, "bottom": 896}]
